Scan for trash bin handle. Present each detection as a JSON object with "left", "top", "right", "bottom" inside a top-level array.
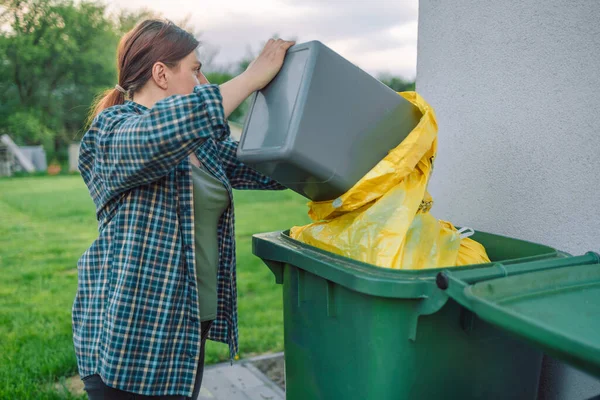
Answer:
[
  {"left": 262, "top": 259, "right": 285, "bottom": 284},
  {"left": 436, "top": 252, "right": 600, "bottom": 291}
]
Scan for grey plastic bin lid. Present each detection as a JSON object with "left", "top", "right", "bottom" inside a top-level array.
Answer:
[{"left": 237, "top": 40, "right": 422, "bottom": 202}]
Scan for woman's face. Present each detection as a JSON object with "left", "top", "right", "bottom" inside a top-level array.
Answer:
[{"left": 166, "top": 51, "right": 209, "bottom": 96}]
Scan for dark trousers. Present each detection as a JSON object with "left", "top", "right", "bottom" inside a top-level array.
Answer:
[{"left": 83, "top": 320, "right": 213, "bottom": 400}]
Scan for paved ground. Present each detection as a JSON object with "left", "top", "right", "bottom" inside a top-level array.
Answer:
[
  {"left": 197, "top": 353, "right": 285, "bottom": 400},
  {"left": 60, "top": 353, "right": 285, "bottom": 399}
]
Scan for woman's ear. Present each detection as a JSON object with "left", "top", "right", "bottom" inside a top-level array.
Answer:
[{"left": 152, "top": 62, "right": 169, "bottom": 90}]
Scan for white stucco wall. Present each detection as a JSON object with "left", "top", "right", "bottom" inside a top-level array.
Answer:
[{"left": 416, "top": 1, "right": 600, "bottom": 399}]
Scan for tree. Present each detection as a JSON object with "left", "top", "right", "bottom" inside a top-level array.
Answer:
[
  {"left": 0, "top": 1, "right": 247, "bottom": 160},
  {"left": 114, "top": 8, "right": 160, "bottom": 35},
  {"left": 0, "top": 0, "right": 120, "bottom": 160},
  {"left": 0, "top": 0, "right": 167, "bottom": 161},
  {"left": 378, "top": 74, "right": 416, "bottom": 92}
]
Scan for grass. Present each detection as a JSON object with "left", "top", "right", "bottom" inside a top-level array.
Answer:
[{"left": 0, "top": 175, "right": 311, "bottom": 399}]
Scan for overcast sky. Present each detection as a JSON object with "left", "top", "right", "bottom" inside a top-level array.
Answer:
[{"left": 103, "top": 0, "right": 419, "bottom": 80}]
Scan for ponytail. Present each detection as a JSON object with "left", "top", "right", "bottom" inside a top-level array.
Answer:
[{"left": 86, "top": 87, "right": 126, "bottom": 128}]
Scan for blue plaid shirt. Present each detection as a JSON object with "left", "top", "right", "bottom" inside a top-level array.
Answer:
[{"left": 73, "top": 84, "right": 285, "bottom": 396}]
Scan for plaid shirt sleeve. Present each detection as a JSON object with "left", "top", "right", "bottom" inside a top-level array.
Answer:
[
  {"left": 215, "top": 136, "right": 287, "bottom": 190},
  {"left": 95, "top": 84, "right": 229, "bottom": 196}
]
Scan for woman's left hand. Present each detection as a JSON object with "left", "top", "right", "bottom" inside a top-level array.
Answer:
[{"left": 243, "top": 38, "right": 296, "bottom": 92}]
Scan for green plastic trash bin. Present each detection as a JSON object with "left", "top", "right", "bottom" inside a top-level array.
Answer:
[{"left": 253, "top": 230, "right": 600, "bottom": 400}]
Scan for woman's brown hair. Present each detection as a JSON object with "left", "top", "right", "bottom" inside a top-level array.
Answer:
[{"left": 87, "top": 19, "right": 199, "bottom": 126}]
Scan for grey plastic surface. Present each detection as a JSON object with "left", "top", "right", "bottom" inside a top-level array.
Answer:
[{"left": 237, "top": 40, "right": 422, "bottom": 202}]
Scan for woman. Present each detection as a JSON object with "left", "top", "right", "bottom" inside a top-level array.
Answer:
[{"left": 73, "top": 19, "right": 294, "bottom": 399}]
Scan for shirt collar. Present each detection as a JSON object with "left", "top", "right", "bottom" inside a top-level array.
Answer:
[{"left": 124, "top": 100, "right": 149, "bottom": 114}]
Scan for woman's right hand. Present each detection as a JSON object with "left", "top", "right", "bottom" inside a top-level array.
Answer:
[{"left": 243, "top": 38, "right": 296, "bottom": 92}]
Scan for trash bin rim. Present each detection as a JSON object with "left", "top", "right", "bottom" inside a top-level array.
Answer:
[{"left": 252, "top": 229, "right": 563, "bottom": 300}]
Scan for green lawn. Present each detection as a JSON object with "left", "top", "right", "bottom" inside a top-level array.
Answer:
[{"left": 0, "top": 175, "right": 310, "bottom": 399}]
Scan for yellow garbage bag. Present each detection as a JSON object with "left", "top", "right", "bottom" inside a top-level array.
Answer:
[{"left": 290, "top": 92, "right": 490, "bottom": 270}]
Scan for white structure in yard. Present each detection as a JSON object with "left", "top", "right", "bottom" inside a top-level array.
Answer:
[{"left": 0, "top": 134, "right": 38, "bottom": 177}]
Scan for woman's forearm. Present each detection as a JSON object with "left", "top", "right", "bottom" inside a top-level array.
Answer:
[
  {"left": 219, "top": 73, "right": 256, "bottom": 119},
  {"left": 219, "top": 39, "right": 295, "bottom": 119}
]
